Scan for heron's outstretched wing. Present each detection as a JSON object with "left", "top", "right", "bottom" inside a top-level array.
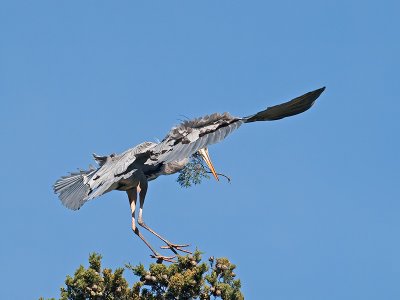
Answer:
[
  {"left": 86, "top": 141, "right": 157, "bottom": 200},
  {"left": 148, "top": 87, "right": 325, "bottom": 164},
  {"left": 54, "top": 141, "right": 157, "bottom": 210}
]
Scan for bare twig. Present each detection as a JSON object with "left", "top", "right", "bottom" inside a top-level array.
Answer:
[{"left": 205, "top": 171, "right": 231, "bottom": 183}]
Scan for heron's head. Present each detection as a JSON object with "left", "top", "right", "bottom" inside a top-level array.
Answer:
[{"left": 198, "top": 148, "right": 219, "bottom": 181}]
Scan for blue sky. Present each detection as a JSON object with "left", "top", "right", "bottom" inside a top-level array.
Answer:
[{"left": 1, "top": 1, "right": 399, "bottom": 299}]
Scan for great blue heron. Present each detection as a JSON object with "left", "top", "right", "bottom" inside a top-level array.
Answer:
[{"left": 54, "top": 87, "right": 325, "bottom": 262}]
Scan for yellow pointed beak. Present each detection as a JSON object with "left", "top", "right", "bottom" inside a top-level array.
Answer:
[{"left": 198, "top": 148, "right": 219, "bottom": 181}]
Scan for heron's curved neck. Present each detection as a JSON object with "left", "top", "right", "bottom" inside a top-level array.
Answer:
[{"left": 162, "top": 158, "right": 190, "bottom": 175}]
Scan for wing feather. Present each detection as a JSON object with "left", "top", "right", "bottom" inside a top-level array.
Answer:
[
  {"left": 149, "top": 113, "right": 244, "bottom": 164},
  {"left": 245, "top": 87, "right": 325, "bottom": 122}
]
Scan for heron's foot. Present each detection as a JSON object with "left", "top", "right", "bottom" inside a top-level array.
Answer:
[
  {"left": 150, "top": 254, "right": 177, "bottom": 264},
  {"left": 161, "top": 243, "right": 192, "bottom": 255}
]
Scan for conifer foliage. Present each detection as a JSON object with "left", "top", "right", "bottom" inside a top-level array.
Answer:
[{"left": 42, "top": 251, "right": 243, "bottom": 300}]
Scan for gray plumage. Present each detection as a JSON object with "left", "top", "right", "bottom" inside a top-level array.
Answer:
[
  {"left": 53, "top": 168, "right": 96, "bottom": 210},
  {"left": 54, "top": 87, "right": 325, "bottom": 211}
]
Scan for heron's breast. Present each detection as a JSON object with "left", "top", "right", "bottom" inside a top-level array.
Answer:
[{"left": 115, "top": 177, "right": 140, "bottom": 191}]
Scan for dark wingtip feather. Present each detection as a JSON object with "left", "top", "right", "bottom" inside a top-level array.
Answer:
[{"left": 245, "top": 86, "right": 326, "bottom": 123}]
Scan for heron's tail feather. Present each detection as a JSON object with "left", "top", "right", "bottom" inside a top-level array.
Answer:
[
  {"left": 53, "top": 168, "right": 97, "bottom": 210},
  {"left": 244, "top": 87, "right": 325, "bottom": 123}
]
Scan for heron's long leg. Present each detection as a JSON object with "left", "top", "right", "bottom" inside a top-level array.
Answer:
[
  {"left": 127, "top": 189, "right": 175, "bottom": 263},
  {"left": 136, "top": 180, "right": 191, "bottom": 255}
]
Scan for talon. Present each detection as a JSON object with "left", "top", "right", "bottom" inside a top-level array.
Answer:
[
  {"left": 161, "top": 243, "right": 192, "bottom": 254},
  {"left": 150, "top": 254, "right": 177, "bottom": 263}
]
